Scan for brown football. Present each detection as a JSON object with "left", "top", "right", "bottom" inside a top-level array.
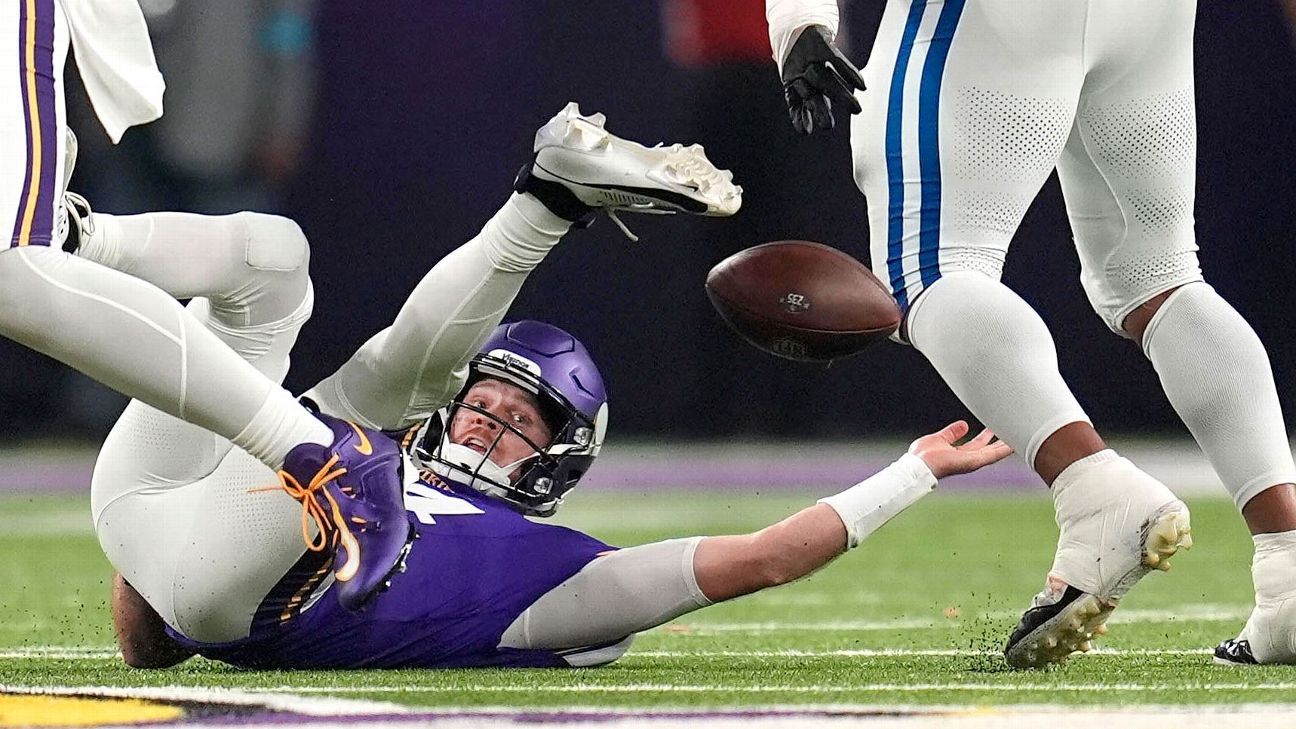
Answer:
[{"left": 705, "top": 240, "right": 901, "bottom": 362}]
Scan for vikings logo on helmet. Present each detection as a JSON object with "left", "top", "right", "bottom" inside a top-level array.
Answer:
[{"left": 415, "top": 320, "right": 608, "bottom": 516}]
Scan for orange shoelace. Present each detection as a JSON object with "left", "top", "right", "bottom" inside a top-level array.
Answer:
[{"left": 275, "top": 454, "right": 348, "bottom": 552}]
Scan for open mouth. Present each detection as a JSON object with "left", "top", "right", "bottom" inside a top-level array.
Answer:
[{"left": 461, "top": 435, "right": 490, "bottom": 454}]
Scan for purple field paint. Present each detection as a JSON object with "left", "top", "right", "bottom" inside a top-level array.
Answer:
[
  {"left": 0, "top": 446, "right": 1040, "bottom": 495},
  {"left": 0, "top": 441, "right": 1223, "bottom": 496},
  {"left": 583, "top": 448, "right": 1041, "bottom": 492}
]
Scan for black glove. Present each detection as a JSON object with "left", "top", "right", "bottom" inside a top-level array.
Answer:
[{"left": 781, "top": 25, "right": 866, "bottom": 135}]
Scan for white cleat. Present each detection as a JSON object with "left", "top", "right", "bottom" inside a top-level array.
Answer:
[
  {"left": 529, "top": 102, "right": 742, "bottom": 228},
  {"left": 55, "top": 129, "right": 94, "bottom": 253},
  {"left": 1216, "top": 539, "right": 1296, "bottom": 665},
  {"left": 1004, "top": 452, "right": 1192, "bottom": 669},
  {"left": 1215, "top": 602, "right": 1296, "bottom": 666}
]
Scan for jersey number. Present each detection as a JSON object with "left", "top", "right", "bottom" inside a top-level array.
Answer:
[{"left": 403, "top": 482, "right": 485, "bottom": 525}]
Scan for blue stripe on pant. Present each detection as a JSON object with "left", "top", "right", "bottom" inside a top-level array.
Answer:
[
  {"left": 884, "top": 0, "right": 928, "bottom": 314},
  {"left": 885, "top": 0, "right": 966, "bottom": 314}
]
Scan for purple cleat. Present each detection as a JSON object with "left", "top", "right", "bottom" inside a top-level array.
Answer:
[{"left": 279, "top": 413, "right": 416, "bottom": 611}]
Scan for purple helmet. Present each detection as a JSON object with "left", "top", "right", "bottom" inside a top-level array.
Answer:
[{"left": 417, "top": 321, "right": 608, "bottom": 516}]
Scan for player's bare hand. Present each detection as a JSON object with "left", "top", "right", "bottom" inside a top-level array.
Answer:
[
  {"left": 908, "top": 421, "right": 1013, "bottom": 479},
  {"left": 781, "top": 25, "right": 866, "bottom": 135}
]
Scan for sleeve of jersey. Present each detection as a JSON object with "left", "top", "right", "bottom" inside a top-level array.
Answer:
[
  {"left": 62, "top": 0, "right": 166, "bottom": 143},
  {"left": 766, "top": 0, "right": 841, "bottom": 76}
]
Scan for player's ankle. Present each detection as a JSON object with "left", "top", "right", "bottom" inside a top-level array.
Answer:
[
  {"left": 1244, "top": 484, "right": 1296, "bottom": 535},
  {"left": 1035, "top": 422, "right": 1108, "bottom": 485},
  {"left": 513, "top": 162, "right": 596, "bottom": 223}
]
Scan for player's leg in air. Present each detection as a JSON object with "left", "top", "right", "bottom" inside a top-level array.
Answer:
[
  {"left": 1, "top": 1, "right": 408, "bottom": 609},
  {"left": 304, "top": 102, "right": 741, "bottom": 431},
  {"left": 846, "top": 2, "right": 1192, "bottom": 667},
  {"left": 1053, "top": 4, "right": 1296, "bottom": 667},
  {"left": 99, "top": 103, "right": 743, "bottom": 667}
]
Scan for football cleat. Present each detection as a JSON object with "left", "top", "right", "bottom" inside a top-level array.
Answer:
[
  {"left": 1004, "top": 453, "right": 1192, "bottom": 669},
  {"left": 56, "top": 130, "right": 95, "bottom": 254},
  {"left": 279, "top": 413, "right": 416, "bottom": 611},
  {"left": 58, "top": 191, "right": 94, "bottom": 254},
  {"left": 1215, "top": 590, "right": 1296, "bottom": 665},
  {"left": 520, "top": 102, "right": 741, "bottom": 240},
  {"left": 1214, "top": 638, "right": 1259, "bottom": 666}
]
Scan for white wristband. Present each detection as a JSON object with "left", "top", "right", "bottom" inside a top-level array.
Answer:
[{"left": 817, "top": 453, "right": 937, "bottom": 548}]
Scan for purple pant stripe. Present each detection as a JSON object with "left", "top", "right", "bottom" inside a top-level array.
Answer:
[{"left": 10, "top": 0, "right": 57, "bottom": 248}]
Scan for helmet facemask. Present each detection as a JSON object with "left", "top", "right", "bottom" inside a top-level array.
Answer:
[{"left": 417, "top": 353, "right": 605, "bottom": 517}]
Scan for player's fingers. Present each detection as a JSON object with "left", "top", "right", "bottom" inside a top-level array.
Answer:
[
  {"left": 939, "top": 420, "right": 970, "bottom": 444},
  {"left": 819, "top": 64, "right": 863, "bottom": 114},
  {"left": 810, "top": 97, "right": 834, "bottom": 132},
  {"left": 979, "top": 441, "right": 1015, "bottom": 465},
  {"left": 795, "top": 105, "right": 814, "bottom": 134},
  {"left": 962, "top": 428, "right": 995, "bottom": 450},
  {"left": 829, "top": 52, "right": 867, "bottom": 92},
  {"left": 786, "top": 81, "right": 816, "bottom": 134}
]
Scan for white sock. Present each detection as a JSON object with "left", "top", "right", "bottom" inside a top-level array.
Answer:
[
  {"left": 1252, "top": 530, "right": 1296, "bottom": 602},
  {"left": 482, "top": 193, "right": 573, "bottom": 272},
  {"left": 1242, "top": 530, "right": 1296, "bottom": 663},
  {"left": 907, "top": 272, "right": 1091, "bottom": 466},
  {"left": 233, "top": 387, "right": 331, "bottom": 470},
  {"left": 1143, "top": 282, "right": 1296, "bottom": 509},
  {"left": 1049, "top": 450, "right": 1183, "bottom": 595},
  {"left": 818, "top": 453, "right": 936, "bottom": 548}
]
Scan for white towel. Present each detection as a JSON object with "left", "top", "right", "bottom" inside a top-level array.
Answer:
[{"left": 59, "top": 0, "right": 165, "bottom": 143}]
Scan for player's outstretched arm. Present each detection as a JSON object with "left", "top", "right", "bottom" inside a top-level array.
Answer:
[
  {"left": 693, "top": 421, "right": 1012, "bottom": 602},
  {"left": 111, "top": 573, "right": 196, "bottom": 669}
]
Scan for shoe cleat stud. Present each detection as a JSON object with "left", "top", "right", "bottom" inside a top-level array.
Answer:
[
  {"left": 1156, "top": 559, "right": 1172, "bottom": 571},
  {"left": 1044, "top": 636, "right": 1057, "bottom": 649},
  {"left": 1095, "top": 624, "right": 1109, "bottom": 635},
  {"left": 1079, "top": 640, "right": 1092, "bottom": 652}
]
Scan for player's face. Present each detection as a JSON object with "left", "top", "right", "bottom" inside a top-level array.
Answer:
[{"left": 450, "top": 378, "right": 554, "bottom": 472}]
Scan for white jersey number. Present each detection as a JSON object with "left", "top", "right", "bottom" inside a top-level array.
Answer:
[{"left": 403, "top": 482, "right": 484, "bottom": 525}]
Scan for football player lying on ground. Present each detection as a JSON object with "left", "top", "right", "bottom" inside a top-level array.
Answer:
[{"left": 87, "top": 103, "right": 1010, "bottom": 670}]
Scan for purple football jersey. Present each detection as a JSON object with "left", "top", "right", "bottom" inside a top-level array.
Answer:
[{"left": 169, "top": 476, "right": 614, "bottom": 668}]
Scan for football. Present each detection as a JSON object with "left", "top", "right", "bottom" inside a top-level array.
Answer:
[{"left": 705, "top": 240, "right": 901, "bottom": 362}]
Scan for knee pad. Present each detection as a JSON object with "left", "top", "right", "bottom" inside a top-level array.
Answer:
[
  {"left": 237, "top": 212, "right": 309, "bottom": 273},
  {"left": 1081, "top": 242, "right": 1203, "bottom": 335},
  {"left": 882, "top": 245, "right": 1008, "bottom": 342}
]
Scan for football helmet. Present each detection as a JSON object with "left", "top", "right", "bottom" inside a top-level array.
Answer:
[{"left": 416, "top": 320, "right": 608, "bottom": 516}]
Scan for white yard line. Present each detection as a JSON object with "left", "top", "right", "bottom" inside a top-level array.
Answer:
[
  {"left": 0, "top": 647, "right": 118, "bottom": 659},
  {"left": 630, "top": 648, "right": 1213, "bottom": 658},
  {"left": 0, "top": 646, "right": 1218, "bottom": 660},
  {"left": 661, "top": 606, "right": 1252, "bottom": 633},
  {"left": 245, "top": 682, "right": 1296, "bottom": 694}
]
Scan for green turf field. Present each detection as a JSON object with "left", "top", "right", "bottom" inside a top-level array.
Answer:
[{"left": 0, "top": 489, "right": 1291, "bottom": 710}]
